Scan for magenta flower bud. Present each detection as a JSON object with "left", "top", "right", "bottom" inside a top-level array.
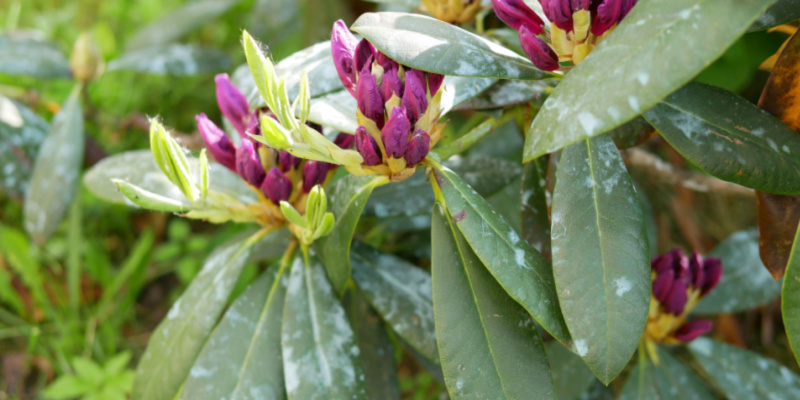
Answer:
[
  {"left": 700, "top": 257, "right": 723, "bottom": 296},
  {"left": 354, "top": 39, "right": 376, "bottom": 73},
  {"left": 355, "top": 126, "right": 382, "bottom": 166},
  {"left": 334, "top": 133, "right": 355, "bottom": 149},
  {"left": 279, "top": 150, "right": 301, "bottom": 172},
  {"left": 491, "top": 0, "right": 544, "bottom": 34},
  {"left": 652, "top": 268, "right": 674, "bottom": 305},
  {"left": 377, "top": 52, "right": 399, "bottom": 72},
  {"left": 519, "top": 26, "right": 559, "bottom": 72},
  {"left": 426, "top": 73, "right": 445, "bottom": 95},
  {"left": 540, "top": 0, "right": 574, "bottom": 31},
  {"left": 332, "top": 20, "right": 359, "bottom": 96},
  {"left": 357, "top": 71, "right": 385, "bottom": 127},
  {"left": 591, "top": 0, "right": 623, "bottom": 36},
  {"left": 235, "top": 139, "right": 266, "bottom": 187},
  {"left": 663, "top": 279, "right": 688, "bottom": 315},
  {"left": 619, "top": 0, "right": 637, "bottom": 19},
  {"left": 405, "top": 129, "right": 430, "bottom": 165},
  {"left": 381, "top": 67, "right": 404, "bottom": 101},
  {"left": 402, "top": 69, "right": 429, "bottom": 124},
  {"left": 196, "top": 113, "right": 236, "bottom": 171},
  {"left": 674, "top": 320, "right": 713, "bottom": 342},
  {"left": 381, "top": 107, "right": 411, "bottom": 158},
  {"left": 688, "top": 252, "right": 704, "bottom": 290},
  {"left": 651, "top": 252, "right": 673, "bottom": 273},
  {"left": 215, "top": 73, "right": 252, "bottom": 135},
  {"left": 261, "top": 167, "right": 293, "bottom": 204},
  {"left": 302, "top": 161, "right": 330, "bottom": 193}
]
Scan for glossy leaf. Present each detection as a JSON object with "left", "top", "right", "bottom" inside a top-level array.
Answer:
[
  {"left": 431, "top": 203, "right": 555, "bottom": 400},
  {"left": 750, "top": 0, "right": 800, "bottom": 31},
  {"left": 690, "top": 337, "right": 800, "bottom": 399},
  {"left": 546, "top": 342, "right": 595, "bottom": 400},
  {"left": 308, "top": 90, "right": 358, "bottom": 134},
  {"left": 455, "top": 79, "right": 553, "bottom": 111},
  {"left": 645, "top": 82, "right": 800, "bottom": 195},
  {"left": 0, "top": 34, "right": 70, "bottom": 78},
  {"left": 431, "top": 165, "right": 569, "bottom": 343},
  {"left": 181, "top": 268, "right": 287, "bottom": 400},
  {"left": 609, "top": 117, "right": 655, "bottom": 150},
  {"left": 0, "top": 96, "right": 48, "bottom": 197},
  {"left": 126, "top": 0, "right": 242, "bottom": 50},
  {"left": 694, "top": 229, "right": 781, "bottom": 314},
  {"left": 315, "top": 175, "right": 387, "bottom": 294},
  {"left": 23, "top": 86, "right": 83, "bottom": 243},
  {"left": 550, "top": 135, "right": 649, "bottom": 384},
  {"left": 108, "top": 44, "right": 230, "bottom": 76},
  {"left": 131, "top": 234, "right": 255, "bottom": 400},
  {"left": 618, "top": 348, "right": 713, "bottom": 400},
  {"left": 521, "top": 155, "right": 551, "bottom": 260},
  {"left": 351, "top": 242, "right": 437, "bottom": 361},
  {"left": 281, "top": 255, "right": 367, "bottom": 400},
  {"left": 782, "top": 222, "right": 800, "bottom": 366},
  {"left": 351, "top": 12, "right": 554, "bottom": 80},
  {"left": 524, "top": 0, "right": 776, "bottom": 160},
  {"left": 439, "top": 76, "right": 497, "bottom": 114}
]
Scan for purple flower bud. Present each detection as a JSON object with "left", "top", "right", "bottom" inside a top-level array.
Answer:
[
  {"left": 619, "top": 0, "right": 637, "bottom": 19},
  {"left": 357, "top": 71, "right": 385, "bottom": 127},
  {"left": 491, "top": 0, "right": 544, "bottom": 34},
  {"left": 426, "top": 73, "right": 445, "bottom": 95},
  {"left": 402, "top": 69, "right": 429, "bottom": 124},
  {"left": 261, "top": 167, "right": 293, "bottom": 204},
  {"left": 332, "top": 20, "right": 359, "bottom": 96},
  {"left": 540, "top": 0, "right": 574, "bottom": 31},
  {"left": 688, "top": 252, "right": 704, "bottom": 290},
  {"left": 591, "top": 0, "right": 622, "bottom": 36},
  {"left": 519, "top": 26, "right": 560, "bottom": 72},
  {"left": 381, "top": 67, "right": 404, "bottom": 101},
  {"left": 302, "top": 161, "right": 330, "bottom": 193},
  {"left": 235, "top": 139, "right": 266, "bottom": 187},
  {"left": 354, "top": 39, "right": 376, "bottom": 74},
  {"left": 382, "top": 107, "right": 411, "bottom": 158},
  {"left": 377, "top": 52, "right": 399, "bottom": 72},
  {"left": 405, "top": 129, "right": 430, "bottom": 165},
  {"left": 279, "top": 150, "right": 301, "bottom": 172},
  {"left": 215, "top": 73, "right": 252, "bottom": 135},
  {"left": 334, "top": 133, "right": 355, "bottom": 149},
  {"left": 700, "top": 257, "right": 722, "bottom": 296},
  {"left": 355, "top": 126, "right": 382, "bottom": 166},
  {"left": 663, "top": 279, "right": 688, "bottom": 315},
  {"left": 652, "top": 268, "right": 674, "bottom": 305},
  {"left": 651, "top": 252, "right": 673, "bottom": 273},
  {"left": 196, "top": 113, "right": 237, "bottom": 172},
  {"left": 674, "top": 320, "right": 712, "bottom": 342}
]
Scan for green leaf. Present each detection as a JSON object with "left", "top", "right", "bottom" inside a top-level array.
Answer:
[
  {"left": 524, "top": 0, "right": 776, "bottom": 160},
  {"left": 546, "top": 342, "right": 596, "bottom": 400},
  {"left": 645, "top": 82, "right": 800, "bottom": 194},
  {"left": 0, "top": 224, "right": 48, "bottom": 311},
  {"left": 521, "top": 155, "right": 551, "bottom": 260},
  {"left": 750, "top": 0, "right": 800, "bottom": 31},
  {"left": 112, "top": 179, "right": 189, "bottom": 212},
  {"left": 618, "top": 347, "right": 714, "bottom": 400},
  {"left": 608, "top": 117, "right": 654, "bottom": 150},
  {"left": 308, "top": 90, "right": 358, "bottom": 133},
  {"left": 0, "top": 34, "right": 70, "bottom": 78},
  {"left": 108, "top": 44, "right": 230, "bottom": 76},
  {"left": 343, "top": 288, "right": 401, "bottom": 400},
  {"left": 23, "top": 86, "right": 83, "bottom": 243},
  {"left": 431, "top": 165, "right": 570, "bottom": 343},
  {"left": 439, "top": 76, "right": 497, "bottom": 114},
  {"left": 131, "top": 234, "right": 255, "bottom": 400},
  {"left": 351, "top": 12, "right": 554, "bottom": 80},
  {"left": 782, "top": 222, "right": 800, "bottom": 366},
  {"left": 689, "top": 337, "right": 800, "bottom": 398},
  {"left": 455, "top": 79, "right": 553, "bottom": 111},
  {"left": 431, "top": 203, "right": 556, "bottom": 400},
  {"left": 315, "top": 175, "right": 387, "bottom": 294},
  {"left": 126, "top": 0, "right": 242, "bottom": 50},
  {"left": 0, "top": 95, "right": 49, "bottom": 197},
  {"left": 72, "top": 358, "right": 105, "bottom": 386},
  {"left": 351, "top": 242, "right": 437, "bottom": 361},
  {"left": 103, "top": 352, "right": 132, "bottom": 377},
  {"left": 282, "top": 255, "right": 368, "bottom": 400},
  {"left": 42, "top": 376, "right": 94, "bottom": 399},
  {"left": 84, "top": 150, "right": 255, "bottom": 205},
  {"left": 181, "top": 268, "right": 287, "bottom": 400},
  {"left": 694, "top": 229, "right": 780, "bottom": 314},
  {"left": 550, "top": 135, "right": 650, "bottom": 384}
]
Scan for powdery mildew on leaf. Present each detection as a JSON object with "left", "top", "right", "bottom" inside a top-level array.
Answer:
[{"left": 0, "top": 96, "right": 48, "bottom": 196}]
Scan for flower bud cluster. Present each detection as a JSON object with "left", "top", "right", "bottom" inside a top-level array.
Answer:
[
  {"left": 491, "top": 0, "right": 637, "bottom": 70},
  {"left": 644, "top": 249, "right": 722, "bottom": 348},
  {"left": 332, "top": 20, "right": 447, "bottom": 182},
  {"left": 421, "top": 0, "right": 484, "bottom": 24}
]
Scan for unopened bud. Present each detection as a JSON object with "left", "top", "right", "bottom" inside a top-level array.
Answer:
[
  {"left": 673, "top": 320, "right": 712, "bottom": 342},
  {"left": 382, "top": 107, "right": 411, "bottom": 158},
  {"left": 334, "top": 133, "right": 355, "bottom": 149},
  {"left": 405, "top": 129, "right": 430, "bottom": 165},
  {"left": 402, "top": 69, "right": 428, "bottom": 124},
  {"left": 426, "top": 72, "right": 445, "bottom": 96},
  {"left": 519, "top": 26, "right": 560, "bottom": 71},
  {"left": 302, "top": 161, "right": 330, "bottom": 193},
  {"left": 355, "top": 126, "right": 382, "bottom": 166},
  {"left": 381, "top": 67, "right": 404, "bottom": 101},
  {"left": 491, "top": 0, "right": 545, "bottom": 34},
  {"left": 261, "top": 167, "right": 293, "bottom": 204},
  {"left": 332, "top": 20, "right": 359, "bottom": 96},
  {"left": 196, "top": 113, "right": 236, "bottom": 171},
  {"left": 236, "top": 139, "right": 266, "bottom": 187},
  {"left": 591, "top": 0, "right": 622, "bottom": 36},
  {"left": 215, "top": 73, "right": 252, "bottom": 135},
  {"left": 70, "top": 32, "right": 104, "bottom": 83},
  {"left": 279, "top": 150, "right": 301, "bottom": 172},
  {"left": 357, "top": 71, "right": 385, "bottom": 126},
  {"left": 354, "top": 39, "right": 376, "bottom": 74}
]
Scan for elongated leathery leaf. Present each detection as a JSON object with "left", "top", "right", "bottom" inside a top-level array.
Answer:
[
  {"left": 132, "top": 233, "right": 255, "bottom": 400},
  {"left": 315, "top": 175, "right": 388, "bottom": 294},
  {"left": 0, "top": 35, "right": 71, "bottom": 78},
  {"left": 351, "top": 242, "right": 437, "bottom": 361},
  {"left": 521, "top": 155, "right": 552, "bottom": 260},
  {"left": 782, "top": 222, "right": 800, "bottom": 366},
  {"left": 524, "top": 0, "right": 776, "bottom": 160},
  {"left": 23, "top": 86, "right": 83, "bottom": 243},
  {"left": 431, "top": 165, "right": 569, "bottom": 343},
  {"left": 282, "top": 254, "right": 367, "bottom": 400},
  {"left": 181, "top": 267, "right": 288, "bottom": 400},
  {"left": 0, "top": 96, "right": 48, "bottom": 197},
  {"left": 750, "top": 0, "right": 800, "bottom": 31},
  {"left": 645, "top": 82, "right": 800, "bottom": 195},
  {"left": 618, "top": 347, "right": 713, "bottom": 400},
  {"left": 690, "top": 338, "right": 800, "bottom": 399},
  {"left": 546, "top": 342, "right": 595, "bottom": 400},
  {"left": 107, "top": 44, "right": 230, "bottom": 76},
  {"left": 550, "top": 135, "right": 649, "bottom": 384},
  {"left": 432, "top": 203, "right": 555, "bottom": 400},
  {"left": 351, "top": 12, "right": 555, "bottom": 80}
]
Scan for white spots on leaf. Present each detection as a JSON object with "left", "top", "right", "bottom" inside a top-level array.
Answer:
[
  {"left": 574, "top": 340, "right": 588, "bottom": 357},
  {"left": 613, "top": 277, "right": 632, "bottom": 297},
  {"left": 783, "top": 145, "right": 791, "bottom": 154},
  {"left": 635, "top": 72, "right": 649, "bottom": 86},
  {"left": 577, "top": 112, "right": 602, "bottom": 136},
  {"left": 628, "top": 95, "right": 640, "bottom": 112}
]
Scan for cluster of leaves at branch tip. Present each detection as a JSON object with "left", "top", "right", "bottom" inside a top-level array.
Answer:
[{"left": 280, "top": 184, "right": 335, "bottom": 246}]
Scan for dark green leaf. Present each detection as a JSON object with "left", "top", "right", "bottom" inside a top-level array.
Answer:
[
  {"left": 181, "top": 268, "right": 287, "bottom": 400},
  {"left": 351, "top": 242, "right": 437, "bottom": 361},
  {"left": 351, "top": 12, "right": 554, "bottom": 80},
  {"left": 521, "top": 155, "right": 551, "bottom": 260},
  {"left": 23, "top": 86, "right": 83, "bottom": 243},
  {"left": 694, "top": 229, "right": 780, "bottom": 315},
  {"left": 431, "top": 203, "right": 555, "bottom": 400},
  {"left": 782, "top": 222, "right": 800, "bottom": 366},
  {"left": 282, "top": 255, "right": 367, "bottom": 399},
  {"left": 0, "top": 34, "right": 70, "bottom": 78},
  {"left": 439, "top": 76, "right": 497, "bottom": 113},
  {"left": 609, "top": 117, "right": 655, "bottom": 149},
  {"left": 126, "top": 0, "right": 242, "bottom": 50},
  {"left": 109, "top": 45, "right": 230, "bottom": 76},
  {"left": 618, "top": 348, "right": 714, "bottom": 400},
  {"left": 689, "top": 337, "right": 800, "bottom": 399},
  {"left": 645, "top": 82, "right": 800, "bottom": 195},
  {"left": 0, "top": 96, "right": 48, "bottom": 197},
  {"left": 432, "top": 165, "right": 569, "bottom": 343},
  {"left": 524, "top": 0, "right": 776, "bottom": 160},
  {"left": 455, "top": 79, "right": 554, "bottom": 111},
  {"left": 315, "top": 175, "right": 387, "bottom": 294},
  {"left": 546, "top": 342, "right": 595, "bottom": 400},
  {"left": 0, "top": 224, "right": 48, "bottom": 310},
  {"left": 550, "top": 135, "right": 649, "bottom": 384},
  {"left": 131, "top": 234, "right": 255, "bottom": 400},
  {"left": 750, "top": 0, "right": 800, "bottom": 31}
]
